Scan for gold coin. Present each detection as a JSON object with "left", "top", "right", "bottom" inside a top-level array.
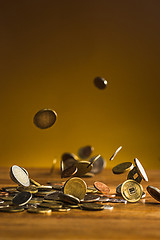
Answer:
[
  {"left": 0, "top": 206, "right": 25, "bottom": 213},
  {"left": 75, "top": 161, "right": 92, "bottom": 177},
  {"left": 30, "top": 178, "right": 41, "bottom": 186},
  {"left": 27, "top": 207, "right": 52, "bottom": 214},
  {"left": 52, "top": 208, "right": 71, "bottom": 212},
  {"left": 112, "top": 162, "right": 134, "bottom": 174},
  {"left": 33, "top": 109, "right": 57, "bottom": 129},
  {"left": 17, "top": 185, "right": 38, "bottom": 194},
  {"left": 121, "top": 180, "right": 143, "bottom": 202},
  {"left": 64, "top": 177, "right": 87, "bottom": 200}
]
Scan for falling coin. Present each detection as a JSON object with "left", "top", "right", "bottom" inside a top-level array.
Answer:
[
  {"left": 81, "top": 194, "right": 100, "bottom": 203},
  {"left": 10, "top": 165, "right": 30, "bottom": 187},
  {"left": 127, "top": 158, "right": 148, "bottom": 183},
  {"left": 75, "top": 161, "right": 92, "bottom": 177},
  {"left": 93, "top": 76, "right": 107, "bottom": 90},
  {"left": 94, "top": 181, "right": 110, "bottom": 194},
  {"left": 112, "top": 162, "right": 134, "bottom": 174},
  {"left": 121, "top": 180, "right": 143, "bottom": 203},
  {"left": 12, "top": 192, "right": 32, "bottom": 206},
  {"left": 147, "top": 186, "right": 160, "bottom": 202},
  {"left": 90, "top": 155, "right": 106, "bottom": 174},
  {"left": 61, "top": 165, "right": 77, "bottom": 178},
  {"left": 64, "top": 177, "right": 87, "bottom": 200},
  {"left": 110, "top": 146, "right": 122, "bottom": 161},
  {"left": 78, "top": 145, "right": 94, "bottom": 159},
  {"left": 33, "top": 109, "right": 57, "bottom": 129}
]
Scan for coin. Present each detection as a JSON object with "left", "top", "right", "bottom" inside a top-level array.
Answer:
[
  {"left": 44, "top": 191, "right": 61, "bottom": 201},
  {"left": 29, "top": 198, "right": 43, "bottom": 204},
  {"left": 116, "top": 183, "right": 122, "bottom": 195},
  {"left": 94, "top": 181, "right": 110, "bottom": 194},
  {"left": 112, "top": 162, "right": 134, "bottom": 174},
  {"left": 110, "top": 146, "right": 122, "bottom": 161},
  {"left": 12, "top": 192, "right": 32, "bottom": 206},
  {"left": 104, "top": 205, "right": 114, "bottom": 210},
  {"left": 93, "top": 76, "right": 107, "bottom": 90},
  {"left": 90, "top": 155, "right": 106, "bottom": 174},
  {"left": 78, "top": 145, "right": 94, "bottom": 159},
  {"left": 58, "top": 192, "right": 80, "bottom": 204},
  {"left": 141, "top": 192, "right": 146, "bottom": 199},
  {"left": 17, "top": 185, "right": 38, "bottom": 194},
  {"left": 147, "top": 186, "right": 160, "bottom": 202},
  {"left": 2, "top": 187, "right": 17, "bottom": 193},
  {"left": 39, "top": 202, "right": 63, "bottom": 209},
  {"left": 30, "top": 179, "right": 41, "bottom": 186},
  {"left": 1, "top": 196, "right": 14, "bottom": 201},
  {"left": 80, "top": 203, "right": 104, "bottom": 211},
  {"left": 52, "top": 207, "right": 71, "bottom": 212},
  {"left": 61, "top": 165, "right": 77, "bottom": 178},
  {"left": 0, "top": 206, "right": 25, "bottom": 213},
  {"left": 75, "top": 161, "right": 92, "bottom": 177},
  {"left": 87, "top": 155, "right": 101, "bottom": 169},
  {"left": 37, "top": 185, "right": 52, "bottom": 191},
  {"left": 27, "top": 207, "right": 52, "bottom": 214},
  {"left": 107, "top": 198, "right": 127, "bottom": 204},
  {"left": 10, "top": 165, "right": 30, "bottom": 187},
  {"left": 81, "top": 194, "right": 100, "bottom": 203},
  {"left": 33, "top": 109, "right": 57, "bottom": 129},
  {"left": 51, "top": 184, "right": 64, "bottom": 191},
  {"left": 121, "top": 180, "right": 143, "bottom": 203},
  {"left": 134, "top": 158, "right": 148, "bottom": 182},
  {"left": 61, "top": 155, "right": 77, "bottom": 171},
  {"left": 64, "top": 177, "right": 87, "bottom": 200}
]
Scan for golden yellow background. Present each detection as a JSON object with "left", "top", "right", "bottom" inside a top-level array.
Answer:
[{"left": 0, "top": 1, "right": 160, "bottom": 168}]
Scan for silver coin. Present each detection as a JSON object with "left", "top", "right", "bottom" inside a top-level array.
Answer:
[{"left": 10, "top": 165, "right": 30, "bottom": 187}]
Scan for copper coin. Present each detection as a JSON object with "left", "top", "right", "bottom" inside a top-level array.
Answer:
[
  {"left": 78, "top": 145, "right": 94, "bottom": 159},
  {"left": 147, "top": 186, "right": 160, "bottom": 202},
  {"left": 61, "top": 165, "right": 77, "bottom": 178},
  {"left": 93, "top": 77, "right": 107, "bottom": 90},
  {"left": 33, "top": 109, "right": 57, "bottom": 129},
  {"left": 94, "top": 181, "right": 110, "bottom": 194}
]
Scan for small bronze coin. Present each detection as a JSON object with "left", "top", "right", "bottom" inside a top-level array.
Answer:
[
  {"left": 93, "top": 76, "right": 107, "bottom": 90},
  {"left": 147, "top": 186, "right": 160, "bottom": 202},
  {"left": 78, "top": 145, "right": 94, "bottom": 159},
  {"left": 0, "top": 206, "right": 25, "bottom": 213},
  {"left": 17, "top": 185, "right": 38, "bottom": 194},
  {"left": 61, "top": 165, "right": 77, "bottom": 178},
  {"left": 121, "top": 180, "right": 143, "bottom": 203},
  {"left": 12, "top": 192, "right": 32, "bottom": 206},
  {"left": 90, "top": 155, "right": 106, "bottom": 174},
  {"left": 134, "top": 158, "right": 148, "bottom": 182},
  {"left": 64, "top": 177, "right": 87, "bottom": 200},
  {"left": 112, "top": 162, "right": 134, "bottom": 174},
  {"left": 44, "top": 191, "right": 61, "bottom": 201},
  {"left": 94, "top": 181, "right": 110, "bottom": 194},
  {"left": 33, "top": 109, "right": 57, "bottom": 129},
  {"left": 81, "top": 194, "right": 100, "bottom": 203},
  {"left": 27, "top": 207, "right": 52, "bottom": 214},
  {"left": 58, "top": 192, "right": 80, "bottom": 204},
  {"left": 80, "top": 203, "right": 104, "bottom": 211}
]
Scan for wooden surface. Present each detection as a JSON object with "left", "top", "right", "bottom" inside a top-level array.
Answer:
[{"left": 0, "top": 167, "right": 160, "bottom": 240}]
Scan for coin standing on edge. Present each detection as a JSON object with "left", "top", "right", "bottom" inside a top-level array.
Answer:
[
  {"left": 10, "top": 165, "right": 30, "bottom": 187},
  {"left": 64, "top": 177, "right": 87, "bottom": 200},
  {"left": 33, "top": 109, "right": 57, "bottom": 129}
]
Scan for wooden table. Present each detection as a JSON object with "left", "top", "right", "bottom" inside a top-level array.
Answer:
[{"left": 0, "top": 167, "right": 160, "bottom": 240}]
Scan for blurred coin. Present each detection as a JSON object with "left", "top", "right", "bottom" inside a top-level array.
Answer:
[
  {"left": 17, "top": 185, "right": 38, "bottom": 194},
  {"left": 61, "top": 153, "right": 78, "bottom": 171},
  {"left": 0, "top": 206, "right": 25, "bottom": 213},
  {"left": 33, "top": 109, "right": 57, "bottom": 129},
  {"left": 12, "top": 192, "right": 32, "bottom": 206},
  {"left": 80, "top": 203, "right": 104, "bottom": 211},
  {"left": 20, "top": 167, "right": 29, "bottom": 176},
  {"left": 0, "top": 191, "right": 9, "bottom": 197},
  {"left": 78, "top": 145, "right": 94, "bottom": 159},
  {"left": 29, "top": 198, "right": 43, "bottom": 204},
  {"left": 87, "top": 155, "right": 101, "bottom": 169},
  {"left": 82, "top": 172, "right": 95, "bottom": 178},
  {"left": 39, "top": 202, "right": 63, "bottom": 209},
  {"left": 112, "top": 162, "right": 133, "bottom": 174},
  {"left": 44, "top": 191, "right": 61, "bottom": 201},
  {"left": 107, "top": 198, "right": 127, "bottom": 204},
  {"left": 58, "top": 192, "right": 80, "bottom": 204},
  {"left": 10, "top": 165, "right": 30, "bottom": 187},
  {"left": 27, "top": 207, "right": 52, "bottom": 214},
  {"left": 94, "top": 181, "right": 110, "bottom": 194},
  {"left": 34, "top": 191, "right": 54, "bottom": 197},
  {"left": 110, "top": 146, "right": 122, "bottom": 161},
  {"left": 2, "top": 187, "right": 17, "bottom": 193},
  {"left": 94, "top": 76, "right": 107, "bottom": 90},
  {"left": 37, "top": 185, "right": 52, "bottom": 191},
  {"left": 90, "top": 155, "right": 106, "bottom": 174},
  {"left": 64, "top": 177, "right": 87, "bottom": 200},
  {"left": 30, "top": 179, "right": 41, "bottom": 186},
  {"left": 52, "top": 207, "right": 71, "bottom": 212},
  {"left": 81, "top": 194, "right": 100, "bottom": 203},
  {"left": 52, "top": 185, "right": 64, "bottom": 191},
  {"left": 50, "top": 158, "right": 57, "bottom": 174},
  {"left": 61, "top": 153, "right": 78, "bottom": 162},
  {"left": 121, "top": 180, "right": 143, "bottom": 203},
  {"left": 141, "top": 192, "right": 146, "bottom": 199},
  {"left": 61, "top": 165, "right": 77, "bottom": 178},
  {"left": 63, "top": 204, "right": 80, "bottom": 209},
  {"left": 1, "top": 196, "right": 14, "bottom": 201},
  {"left": 75, "top": 161, "right": 92, "bottom": 177},
  {"left": 134, "top": 158, "right": 148, "bottom": 182},
  {"left": 104, "top": 205, "right": 114, "bottom": 210},
  {"left": 147, "top": 186, "right": 160, "bottom": 202},
  {"left": 116, "top": 183, "right": 122, "bottom": 195}
]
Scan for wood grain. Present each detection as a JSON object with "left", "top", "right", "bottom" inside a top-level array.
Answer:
[{"left": 0, "top": 167, "right": 160, "bottom": 240}]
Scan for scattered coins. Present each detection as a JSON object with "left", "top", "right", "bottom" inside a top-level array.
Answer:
[
  {"left": 33, "top": 109, "right": 57, "bottom": 129},
  {"left": 93, "top": 76, "right": 107, "bottom": 90}
]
